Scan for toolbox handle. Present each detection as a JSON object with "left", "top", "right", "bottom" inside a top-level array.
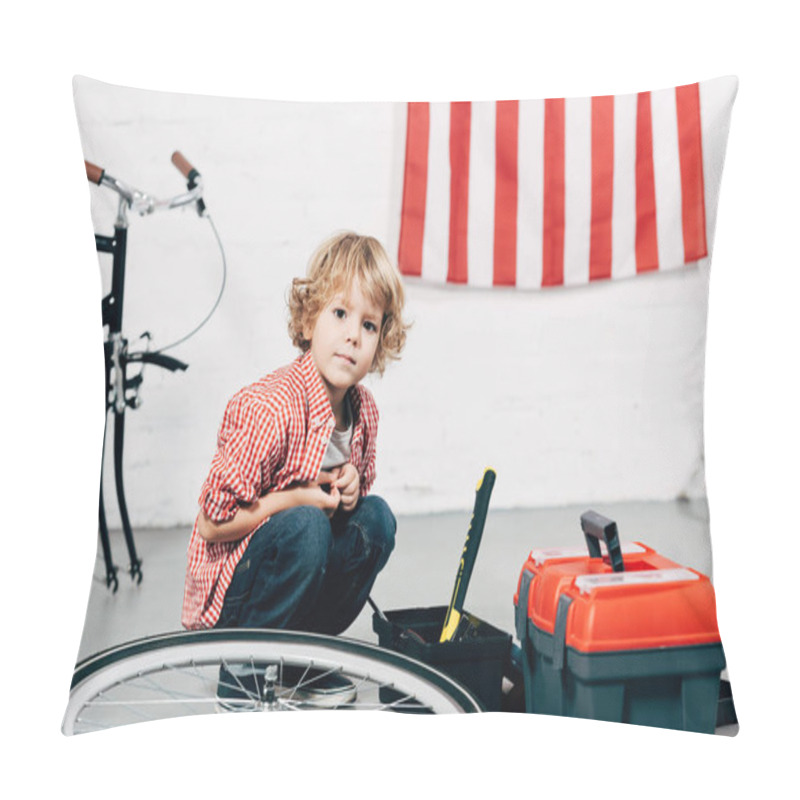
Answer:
[{"left": 580, "top": 511, "right": 624, "bottom": 573}]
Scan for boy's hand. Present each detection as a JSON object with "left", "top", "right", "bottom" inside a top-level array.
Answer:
[
  {"left": 333, "top": 463, "right": 360, "bottom": 512},
  {"left": 292, "top": 476, "right": 340, "bottom": 518}
]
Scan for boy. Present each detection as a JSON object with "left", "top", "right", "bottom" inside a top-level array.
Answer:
[{"left": 181, "top": 232, "right": 407, "bottom": 706}]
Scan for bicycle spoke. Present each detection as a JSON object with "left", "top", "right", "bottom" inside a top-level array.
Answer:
[
  {"left": 83, "top": 697, "right": 218, "bottom": 708},
  {"left": 220, "top": 657, "right": 260, "bottom": 701},
  {"left": 165, "top": 660, "right": 218, "bottom": 692},
  {"left": 277, "top": 658, "right": 311, "bottom": 703},
  {"left": 74, "top": 716, "right": 113, "bottom": 732},
  {"left": 115, "top": 677, "right": 214, "bottom": 714},
  {"left": 93, "top": 692, "right": 154, "bottom": 723}
]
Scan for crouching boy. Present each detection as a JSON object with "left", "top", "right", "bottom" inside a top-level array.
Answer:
[{"left": 181, "top": 232, "right": 408, "bottom": 707}]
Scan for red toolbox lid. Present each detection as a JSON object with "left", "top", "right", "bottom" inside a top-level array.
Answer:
[{"left": 515, "top": 540, "right": 722, "bottom": 653}]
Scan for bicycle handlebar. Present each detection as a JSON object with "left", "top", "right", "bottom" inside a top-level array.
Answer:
[{"left": 85, "top": 152, "right": 205, "bottom": 216}]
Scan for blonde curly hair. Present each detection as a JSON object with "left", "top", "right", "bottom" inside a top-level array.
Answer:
[{"left": 288, "top": 232, "right": 408, "bottom": 376}]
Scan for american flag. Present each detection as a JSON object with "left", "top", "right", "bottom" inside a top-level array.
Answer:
[{"left": 398, "top": 77, "right": 732, "bottom": 289}]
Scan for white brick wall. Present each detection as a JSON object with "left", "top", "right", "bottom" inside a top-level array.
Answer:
[{"left": 75, "top": 77, "right": 717, "bottom": 526}]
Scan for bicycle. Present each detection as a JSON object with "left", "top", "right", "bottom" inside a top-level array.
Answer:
[{"left": 85, "top": 153, "right": 225, "bottom": 591}]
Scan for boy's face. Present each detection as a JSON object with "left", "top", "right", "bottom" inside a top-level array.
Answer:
[{"left": 303, "top": 282, "right": 383, "bottom": 408}]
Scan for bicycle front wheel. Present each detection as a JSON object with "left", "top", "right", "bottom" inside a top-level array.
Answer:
[{"left": 63, "top": 628, "right": 483, "bottom": 734}]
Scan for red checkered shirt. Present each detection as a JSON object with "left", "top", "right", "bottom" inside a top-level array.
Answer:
[{"left": 181, "top": 350, "right": 379, "bottom": 629}]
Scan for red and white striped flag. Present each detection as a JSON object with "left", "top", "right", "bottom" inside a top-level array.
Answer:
[{"left": 398, "top": 78, "right": 727, "bottom": 289}]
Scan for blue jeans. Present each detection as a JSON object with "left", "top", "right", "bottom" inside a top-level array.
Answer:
[{"left": 216, "top": 495, "right": 396, "bottom": 636}]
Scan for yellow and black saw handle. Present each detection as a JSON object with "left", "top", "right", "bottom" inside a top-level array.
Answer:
[{"left": 439, "top": 468, "right": 497, "bottom": 643}]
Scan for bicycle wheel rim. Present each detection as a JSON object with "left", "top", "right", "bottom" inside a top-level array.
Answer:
[{"left": 63, "top": 629, "right": 483, "bottom": 734}]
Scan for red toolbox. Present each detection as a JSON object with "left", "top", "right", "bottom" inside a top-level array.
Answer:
[{"left": 514, "top": 511, "right": 725, "bottom": 733}]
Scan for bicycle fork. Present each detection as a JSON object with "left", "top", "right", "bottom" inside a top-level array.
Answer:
[
  {"left": 96, "top": 223, "right": 142, "bottom": 589},
  {"left": 95, "top": 220, "right": 188, "bottom": 590}
]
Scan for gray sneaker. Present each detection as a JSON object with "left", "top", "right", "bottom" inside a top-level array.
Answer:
[
  {"left": 216, "top": 663, "right": 356, "bottom": 711},
  {"left": 279, "top": 666, "right": 357, "bottom": 708}
]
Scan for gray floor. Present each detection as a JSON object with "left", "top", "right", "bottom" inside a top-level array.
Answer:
[{"left": 75, "top": 498, "right": 736, "bottom": 732}]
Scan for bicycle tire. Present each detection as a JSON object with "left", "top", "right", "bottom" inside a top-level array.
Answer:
[{"left": 63, "top": 628, "right": 483, "bottom": 734}]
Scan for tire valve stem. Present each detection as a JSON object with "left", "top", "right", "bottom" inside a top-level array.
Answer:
[{"left": 263, "top": 664, "right": 278, "bottom": 708}]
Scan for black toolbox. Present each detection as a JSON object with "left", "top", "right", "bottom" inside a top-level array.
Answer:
[{"left": 373, "top": 605, "right": 512, "bottom": 711}]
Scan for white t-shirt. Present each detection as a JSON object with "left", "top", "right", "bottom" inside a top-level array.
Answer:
[{"left": 321, "top": 399, "right": 353, "bottom": 470}]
